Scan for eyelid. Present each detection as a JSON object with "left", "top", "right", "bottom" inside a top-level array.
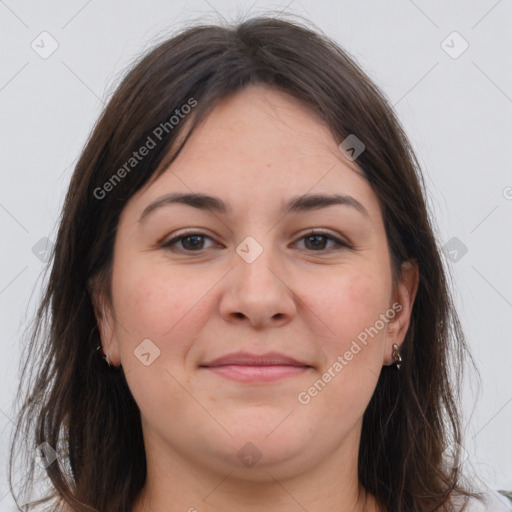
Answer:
[
  {"left": 296, "top": 228, "right": 352, "bottom": 248},
  {"left": 160, "top": 228, "right": 353, "bottom": 253},
  {"left": 160, "top": 229, "right": 218, "bottom": 249}
]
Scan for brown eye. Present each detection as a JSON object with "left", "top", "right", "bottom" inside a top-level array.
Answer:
[
  {"left": 180, "top": 235, "right": 207, "bottom": 250},
  {"left": 296, "top": 231, "right": 351, "bottom": 252},
  {"left": 161, "top": 230, "right": 352, "bottom": 254},
  {"left": 162, "top": 233, "right": 216, "bottom": 252},
  {"left": 304, "top": 234, "right": 329, "bottom": 250}
]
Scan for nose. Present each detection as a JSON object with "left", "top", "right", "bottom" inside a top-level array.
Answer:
[{"left": 219, "top": 240, "right": 297, "bottom": 329}]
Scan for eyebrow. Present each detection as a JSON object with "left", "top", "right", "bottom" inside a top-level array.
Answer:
[{"left": 138, "top": 192, "right": 369, "bottom": 223}]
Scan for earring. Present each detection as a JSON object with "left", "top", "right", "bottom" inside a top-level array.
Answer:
[
  {"left": 392, "top": 344, "right": 402, "bottom": 370},
  {"left": 96, "top": 344, "right": 113, "bottom": 367}
]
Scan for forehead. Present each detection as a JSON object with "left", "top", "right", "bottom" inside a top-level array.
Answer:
[
  {"left": 125, "top": 84, "right": 381, "bottom": 225},
  {"left": 172, "top": 84, "right": 347, "bottom": 175}
]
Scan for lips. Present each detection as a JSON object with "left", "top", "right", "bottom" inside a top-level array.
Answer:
[
  {"left": 200, "top": 351, "right": 311, "bottom": 368},
  {"left": 199, "top": 351, "right": 312, "bottom": 383}
]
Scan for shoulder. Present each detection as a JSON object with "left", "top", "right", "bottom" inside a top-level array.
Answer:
[
  {"left": 58, "top": 505, "right": 76, "bottom": 512},
  {"left": 43, "top": 501, "right": 75, "bottom": 512},
  {"left": 456, "top": 491, "right": 512, "bottom": 512}
]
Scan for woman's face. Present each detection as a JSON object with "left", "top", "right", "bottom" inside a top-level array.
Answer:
[{"left": 96, "top": 84, "right": 418, "bottom": 480}]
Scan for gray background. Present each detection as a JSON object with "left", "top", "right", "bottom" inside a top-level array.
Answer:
[{"left": 1, "top": 0, "right": 511, "bottom": 509}]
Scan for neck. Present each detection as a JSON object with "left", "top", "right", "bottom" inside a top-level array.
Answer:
[{"left": 132, "top": 428, "right": 382, "bottom": 512}]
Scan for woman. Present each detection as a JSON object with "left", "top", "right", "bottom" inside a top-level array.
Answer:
[{"left": 9, "top": 14, "right": 511, "bottom": 512}]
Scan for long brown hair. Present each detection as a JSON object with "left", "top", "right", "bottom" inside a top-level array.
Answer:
[{"left": 9, "top": 13, "right": 482, "bottom": 512}]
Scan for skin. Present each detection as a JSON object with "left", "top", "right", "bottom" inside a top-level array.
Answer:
[{"left": 94, "top": 83, "right": 419, "bottom": 512}]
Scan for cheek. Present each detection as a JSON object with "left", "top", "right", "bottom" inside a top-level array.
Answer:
[
  {"left": 113, "top": 256, "right": 207, "bottom": 334},
  {"left": 301, "top": 268, "right": 391, "bottom": 417},
  {"left": 111, "top": 262, "right": 207, "bottom": 418},
  {"left": 110, "top": 256, "right": 209, "bottom": 373},
  {"left": 303, "top": 266, "right": 390, "bottom": 346}
]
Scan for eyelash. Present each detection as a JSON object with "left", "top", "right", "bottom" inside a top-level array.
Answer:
[{"left": 161, "top": 230, "right": 353, "bottom": 253}]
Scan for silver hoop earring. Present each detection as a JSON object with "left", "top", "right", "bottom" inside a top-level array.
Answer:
[
  {"left": 96, "top": 345, "right": 113, "bottom": 367},
  {"left": 392, "top": 344, "right": 402, "bottom": 370}
]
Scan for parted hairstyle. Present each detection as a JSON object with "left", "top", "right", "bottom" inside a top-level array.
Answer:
[{"left": 9, "top": 13, "right": 482, "bottom": 512}]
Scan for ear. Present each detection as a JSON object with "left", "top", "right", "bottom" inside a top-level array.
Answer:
[
  {"left": 383, "top": 260, "right": 419, "bottom": 365},
  {"left": 90, "top": 289, "right": 122, "bottom": 366}
]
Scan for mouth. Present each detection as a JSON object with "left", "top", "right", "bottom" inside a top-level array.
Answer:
[{"left": 199, "top": 351, "right": 313, "bottom": 383}]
